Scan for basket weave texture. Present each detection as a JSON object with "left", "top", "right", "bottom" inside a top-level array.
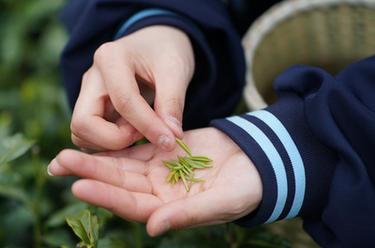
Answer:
[{"left": 243, "top": 0, "right": 375, "bottom": 110}]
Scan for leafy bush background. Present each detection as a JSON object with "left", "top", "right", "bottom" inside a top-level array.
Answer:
[{"left": 0, "top": 0, "right": 315, "bottom": 247}]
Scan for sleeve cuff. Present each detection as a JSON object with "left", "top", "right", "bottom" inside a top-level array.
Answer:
[
  {"left": 113, "top": 9, "right": 214, "bottom": 70},
  {"left": 210, "top": 93, "right": 337, "bottom": 226},
  {"left": 114, "top": 9, "right": 178, "bottom": 39},
  {"left": 112, "top": 9, "right": 213, "bottom": 66},
  {"left": 112, "top": 8, "right": 214, "bottom": 74}
]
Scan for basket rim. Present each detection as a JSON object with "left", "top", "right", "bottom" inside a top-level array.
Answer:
[{"left": 243, "top": 0, "right": 375, "bottom": 110}]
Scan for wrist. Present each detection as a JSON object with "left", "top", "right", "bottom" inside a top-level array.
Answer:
[
  {"left": 210, "top": 94, "right": 337, "bottom": 226},
  {"left": 210, "top": 127, "right": 263, "bottom": 218}
]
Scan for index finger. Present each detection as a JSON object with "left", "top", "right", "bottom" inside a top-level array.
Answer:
[{"left": 94, "top": 43, "right": 176, "bottom": 151}]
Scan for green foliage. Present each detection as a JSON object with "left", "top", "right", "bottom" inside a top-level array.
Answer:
[
  {"left": 0, "top": 133, "right": 34, "bottom": 166},
  {"left": 0, "top": 0, "right": 297, "bottom": 247},
  {"left": 66, "top": 210, "right": 100, "bottom": 248},
  {"left": 0, "top": 118, "right": 34, "bottom": 204}
]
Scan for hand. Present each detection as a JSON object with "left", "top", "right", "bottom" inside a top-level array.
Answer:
[
  {"left": 70, "top": 25, "right": 195, "bottom": 151},
  {"left": 48, "top": 128, "right": 262, "bottom": 236}
]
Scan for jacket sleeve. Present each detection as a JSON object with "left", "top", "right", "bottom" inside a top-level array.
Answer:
[
  {"left": 211, "top": 55, "right": 375, "bottom": 247},
  {"left": 60, "top": 0, "right": 246, "bottom": 130}
]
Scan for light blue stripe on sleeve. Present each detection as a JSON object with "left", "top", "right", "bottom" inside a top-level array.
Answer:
[
  {"left": 114, "top": 8, "right": 177, "bottom": 39},
  {"left": 248, "top": 110, "right": 306, "bottom": 219},
  {"left": 227, "top": 116, "right": 288, "bottom": 223}
]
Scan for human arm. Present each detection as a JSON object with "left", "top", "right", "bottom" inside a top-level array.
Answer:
[
  {"left": 52, "top": 55, "right": 375, "bottom": 246},
  {"left": 60, "top": 0, "right": 246, "bottom": 150},
  {"left": 211, "top": 55, "right": 375, "bottom": 247}
]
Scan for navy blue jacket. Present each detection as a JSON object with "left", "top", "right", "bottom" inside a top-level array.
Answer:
[{"left": 60, "top": 1, "right": 375, "bottom": 247}]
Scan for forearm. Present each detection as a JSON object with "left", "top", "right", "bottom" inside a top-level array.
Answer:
[
  {"left": 211, "top": 55, "right": 375, "bottom": 247},
  {"left": 60, "top": 0, "right": 246, "bottom": 129}
]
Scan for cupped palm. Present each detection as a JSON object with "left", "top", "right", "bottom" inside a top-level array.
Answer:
[{"left": 49, "top": 128, "right": 262, "bottom": 236}]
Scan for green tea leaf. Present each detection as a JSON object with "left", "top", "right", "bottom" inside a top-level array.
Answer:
[
  {"left": 162, "top": 160, "right": 174, "bottom": 170},
  {"left": 180, "top": 165, "right": 192, "bottom": 177},
  {"left": 189, "top": 177, "right": 206, "bottom": 183},
  {"left": 91, "top": 215, "right": 100, "bottom": 245},
  {"left": 177, "top": 156, "right": 189, "bottom": 167},
  {"left": 66, "top": 215, "right": 91, "bottom": 245},
  {"left": 164, "top": 140, "right": 213, "bottom": 191},
  {"left": 180, "top": 171, "right": 190, "bottom": 192},
  {"left": 189, "top": 156, "right": 213, "bottom": 163},
  {"left": 176, "top": 138, "right": 192, "bottom": 156},
  {"left": 0, "top": 185, "right": 28, "bottom": 203},
  {"left": 46, "top": 202, "right": 87, "bottom": 227},
  {"left": 0, "top": 133, "right": 34, "bottom": 166},
  {"left": 80, "top": 210, "right": 98, "bottom": 245},
  {"left": 166, "top": 171, "right": 175, "bottom": 183},
  {"left": 185, "top": 160, "right": 208, "bottom": 169},
  {"left": 179, "top": 158, "right": 193, "bottom": 173},
  {"left": 173, "top": 172, "right": 179, "bottom": 184}
]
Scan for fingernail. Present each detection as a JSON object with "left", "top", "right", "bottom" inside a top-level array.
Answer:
[
  {"left": 166, "top": 116, "right": 183, "bottom": 136},
  {"left": 157, "top": 134, "right": 173, "bottom": 150},
  {"left": 47, "top": 159, "right": 56, "bottom": 176},
  {"left": 158, "top": 220, "right": 170, "bottom": 235}
]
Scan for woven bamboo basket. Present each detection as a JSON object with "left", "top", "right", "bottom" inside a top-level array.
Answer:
[{"left": 243, "top": 0, "right": 375, "bottom": 110}]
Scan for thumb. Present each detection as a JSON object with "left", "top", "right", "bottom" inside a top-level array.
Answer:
[
  {"left": 154, "top": 73, "right": 189, "bottom": 138},
  {"left": 146, "top": 189, "right": 230, "bottom": 237}
]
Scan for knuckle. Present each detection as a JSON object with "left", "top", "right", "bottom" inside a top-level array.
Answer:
[
  {"left": 106, "top": 187, "right": 119, "bottom": 213},
  {"left": 70, "top": 134, "right": 81, "bottom": 146},
  {"left": 86, "top": 162, "right": 98, "bottom": 177},
  {"left": 57, "top": 149, "right": 72, "bottom": 162},
  {"left": 70, "top": 117, "right": 86, "bottom": 135},
  {"left": 107, "top": 140, "right": 126, "bottom": 151},
  {"left": 120, "top": 42, "right": 131, "bottom": 54},
  {"left": 71, "top": 134, "right": 88, "bottom": 149},
  {"left": 166, "top": 54, "right": 185, "bottom": 68},
  {"left": 142, "top": 126, "right": 156, "bottom": 142},
  {"left": 104, "top": 132, "right": 133, "bottom": 150},
  {"left": 113, "top": 94, "right": 133, "bottom": 114},
  {"left": 82, "top": 70, "right": 90, "bottom": 83},
  {"left": 165, "top": 97, "right": 179, "bottom": 106},
  {"left": 164, "top": 54, "right": 192, "bottom": 79},
  {"left": 179, "top": 208, "right": 197, "bottom": 229},
  {"left": 116, "top": 163, "right": 127, "bottom": 188},
  {"left": 164, "top": 97, "right": 183, "bottom": 117},
  {"left": 94, "top": 42, "right": 116, "bottom": 64}
]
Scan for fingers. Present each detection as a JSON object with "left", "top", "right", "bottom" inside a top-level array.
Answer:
[
  {"left": 71, "top": 133, "right": 101, "bottom": 151},
  {"left": 152, "top": 26, "right": 194, "bottom": 138},
  {"left": 72, "top": 68, "right": 139, "bottom": 150},
  {"left": 72, "top": 179, "right": 162, "bottom": 222},
  {"left": 48, "top": 149, "right": 152, "bottom": 193},
  {"left": 146, "top": 189, "right": 232, "bottom": 236},
  {"left": 97, "top": 143, "right": 156, "bottom": 161},
  {"left": 94, "top": 42, "right": 176, "bottom": 151},
  {"left": 153, "top": 72, "right": 187, "bottom": 138}
]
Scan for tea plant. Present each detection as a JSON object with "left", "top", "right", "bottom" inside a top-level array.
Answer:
[{"left": 66, "top": 210, "right": 99, "bottom": 248}]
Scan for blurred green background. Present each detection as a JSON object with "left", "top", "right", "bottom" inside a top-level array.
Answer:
[{"left": 0, "top": 0, "right": 316, "bottom": 247}]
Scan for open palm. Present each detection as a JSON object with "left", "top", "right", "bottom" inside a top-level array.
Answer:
[{"left": 49, "top": 128, "right": 262, "bottom": 236}]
